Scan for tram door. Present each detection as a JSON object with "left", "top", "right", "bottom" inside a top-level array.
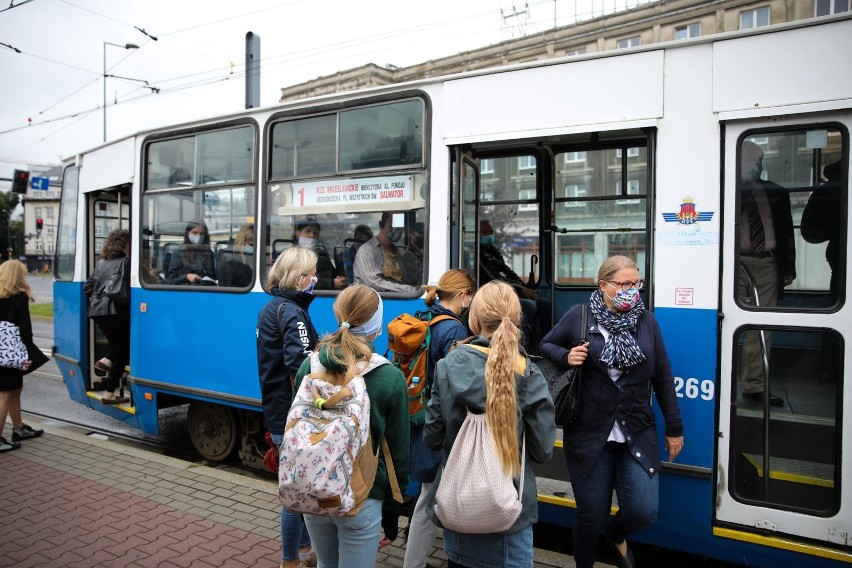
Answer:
[
  {"left": 87, "top": 188, "right": 130, "bottom": 389},
  {"left": 716, "top": 118, "right": 850, "bottom": 545}
]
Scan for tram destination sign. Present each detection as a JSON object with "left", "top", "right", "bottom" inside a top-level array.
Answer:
[{"left": 275, "top": 175, "right": 417, "bottom": 215}]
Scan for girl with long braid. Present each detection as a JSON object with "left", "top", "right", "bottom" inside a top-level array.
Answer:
[{"left": 424, "top": 281, "right": 555, "bottom": 568}]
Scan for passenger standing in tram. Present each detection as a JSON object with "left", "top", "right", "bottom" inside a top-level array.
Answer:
[
  {"left": 293, "top": 284, "right": 410, "bottom": 568},
  {"left": 801, "top": 161, "right": 843, "bottom": 302},
  {"left": 738, "top": 140, "right": 796, "bottom": 407},
  {"left": 257, "top": 246, "right": 320, "bottom": 568},
  {"left": 424, "top": 281, "right": 555, "bottom": 568},
  {"left": 403, "top": 269, "right": 476, "bottom": 568},
  {"left": 539, "top": 255, "right": 683, "bottom": 568},
  {"left": 84, "top": 229, "right": 131, "bottom": 405},
  {"left": 167, "top": 219, "right": 217, "bottom": 285},
  {"left": 0, "top": 260, "right": 48, "bottom": 452},
  {"left": 295, "top": 219, "right": 348, "bottom": 290}
]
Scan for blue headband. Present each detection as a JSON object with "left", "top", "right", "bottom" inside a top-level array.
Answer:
[{"left": 349, "top": 289, "right": 383, "bottom": 337}]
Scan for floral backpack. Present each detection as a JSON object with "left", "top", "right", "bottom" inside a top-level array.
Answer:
[{"left": 278, "top": 352, "right": 401, "bottom": 516}]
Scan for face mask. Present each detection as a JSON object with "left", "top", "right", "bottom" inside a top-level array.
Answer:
[
  {"left": 298, "top": 237, "right": 317, "bottom": 250},
  {"left": 607, "top": 287, "right": 640, "bottom": 312},
  {"left": 480, "top": 235, "right": 495, "bottom": 247},
  {"left": 300, "top": 275, "right": 318, "bottom": 294},
  {"left": 188, "top": 233, "right": 204, "bottom": 245},
  {"left": 244, "top": 245, "right": 254, "bottom": 255}
]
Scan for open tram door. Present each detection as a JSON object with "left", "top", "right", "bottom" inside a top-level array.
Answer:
[
  {"left": 716, "top": 116, "right": 851, "bottom": 554},
  {"left": 449, "top": 147, "right": 480, "bottom": 282}
]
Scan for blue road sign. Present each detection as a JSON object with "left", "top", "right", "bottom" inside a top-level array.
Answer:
[{"left": 30, "top": 176, "right": 49, "bottom": 190}]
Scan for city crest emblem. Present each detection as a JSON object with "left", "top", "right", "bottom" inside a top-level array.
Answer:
[{"left": 662, "top": 197, "right": 714, "bottom": 225}]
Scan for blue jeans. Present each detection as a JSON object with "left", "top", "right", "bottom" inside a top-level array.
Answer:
[
  {"left": 303, "top": 497, "right": 382, "bottom": 568},
  {"left": 564, "top": 441, "right": 658, "bottom": 568},
  {"left": 443, "top": 526, "right": 534, "bottom": 568},
  {"left": 271, "top": 433, "right": 312, "bottom": 561}
]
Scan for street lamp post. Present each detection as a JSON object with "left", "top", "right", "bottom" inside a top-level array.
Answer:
[{"left": 103, "top": 42, "right": 139, "bottom": 143}]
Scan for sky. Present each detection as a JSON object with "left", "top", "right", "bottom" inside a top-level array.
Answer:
[{"left": 0, "top": 0, "right": 649, "bottom": 176}]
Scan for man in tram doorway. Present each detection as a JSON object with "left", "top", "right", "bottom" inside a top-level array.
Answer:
[
  {"left": 737, "top": 140, "right": 796, "bottom": 407},
  {"left": 478, "top": 220, "right": 538, "bottom": 338}
]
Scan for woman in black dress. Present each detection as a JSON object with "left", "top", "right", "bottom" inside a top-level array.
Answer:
[{"left": 0, "top": 260, "right": 48, "bottom": 452}]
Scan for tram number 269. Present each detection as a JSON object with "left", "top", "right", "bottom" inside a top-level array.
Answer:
[{"left": 673, "top": 377, "right": 714, "bottom": 400}]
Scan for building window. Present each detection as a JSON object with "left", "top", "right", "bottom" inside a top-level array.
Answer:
[
  {"left": 616, "top": 148, "right": 640, "bottom": 159},
  {"left": 816, "top": 0, "right": 850, "bottom": 16},
  {"left": 616, "top": 179, "right": 641, "bottom": 204},
  {"left": 564, "top": 184, "right": 587, "bottom": 207},
  {"left": 617, "top": 36, "right": 641, "bottom": 49},
  {"left": 564, "top": 151, "right": 587, "bottom": 164},
  {"left": 46, "top": 207, "right": 54, "bottom": 218},
  {"left": 740, "top": 6, "right": 770, "bottom": 29},
  {"left": 565, "top": 48, "right": 586, "bottom": 56},
  {"left": 34, "top": 207, "right": 42, "bottom": 217},
  {"left": 518, "top": 156, "right": 536, "bottom": 170},
  {"left": 675, "top": 22, "right": 701, "bottom": 40},
  {"left": 481, "top": 159, "right": 494, "bottom": 174},
  {"left": 518, "top": 189, "right": 537, "bottom": 212}
]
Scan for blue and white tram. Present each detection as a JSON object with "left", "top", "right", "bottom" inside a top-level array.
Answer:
[{"left": 54, "top": 13, "right": 851, "bottom": 567}]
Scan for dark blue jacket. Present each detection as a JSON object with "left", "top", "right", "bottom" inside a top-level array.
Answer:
[
  {"left": 540, "top": 304, "right": 682, "bottom": 478},
  {"left": 256, "top": 288, "right": 318, "bottom": 435},
  {"left": 410, "top": 304, "right": 470, "bottom": 483}
]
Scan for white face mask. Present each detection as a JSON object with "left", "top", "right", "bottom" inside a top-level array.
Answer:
[
  {"left": 244, "top": 245, "right": 254, "bottom": 254},
  {"left": 298, "top": 237, "right": 317, "bottom": 250},
  {"left": 188, "top": 233, "right": 204, "bottom": 245}
]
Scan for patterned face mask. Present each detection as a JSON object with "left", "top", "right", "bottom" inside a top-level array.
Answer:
[
  {"left": 607, "top": 287, "right": 640, "bottom": 311},
  {"left": 300, "top": 275, "right": 319, "bottom": 294}
]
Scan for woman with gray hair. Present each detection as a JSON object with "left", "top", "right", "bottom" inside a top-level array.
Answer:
[{"left": 257, "top": 245, "right": 321, "bottom": 568}]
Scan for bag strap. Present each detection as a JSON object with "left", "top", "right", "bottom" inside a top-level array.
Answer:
[
  {"left": 579, "top": 303, "right": 589, "bottom": 342},
  {"left": 381, "top": 438, "right": 404, "bottom": 503}
]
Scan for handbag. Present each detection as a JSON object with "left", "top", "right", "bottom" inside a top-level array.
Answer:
[
  {"left": 435, "top": 410, "right": 526, "bottom": 534},
  {"left": 103, "top": 257, "right": 129, "bottom": 306},
  {"left": 0, "top": 321, "right": 30, "bottom": 369},
  {"left": 547, "top": 304, "right": 589, "bottom": 427}
]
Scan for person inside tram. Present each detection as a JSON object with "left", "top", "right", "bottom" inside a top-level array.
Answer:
[
  {"left": 801, "top": 161, "right": 843, "bottom": 302},
  {"left": 353, "top": 212, "right": 419, "bottom": 293},
  {"left": 217, "top": 223, "right": 255, "bottom": 288},
  {"left": 167, "top": 220, "right": 217, "bottom": 285},
  {"left": 539, "top": 255, "right": 683, "bottom": 568},
  {"left": 342, "top": 224, "right": 373, "bottom": 284},
  {"left": 738, "top": 140, "right": 796, "bottom": 407},
  {"left": 478, "top": 220, "right": 537, "bottom": 335},
  {"left": 295, "top": 219, "right": 347, "bottom": 290},
  {"left": 399, "top": 221, "right": 424, "bottom": 286}
]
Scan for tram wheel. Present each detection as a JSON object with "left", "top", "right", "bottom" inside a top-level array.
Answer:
[{"left": 187, "top": 401, "right": 238, "bottom": 461}]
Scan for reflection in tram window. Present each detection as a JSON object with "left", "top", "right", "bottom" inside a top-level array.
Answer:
[{"left": 731, "top": 326, "right": 842, "bottom": 516}]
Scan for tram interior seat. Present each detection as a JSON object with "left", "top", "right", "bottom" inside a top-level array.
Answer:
[{"left": 341, "top": 237, "right": 369, "bottom": 284}]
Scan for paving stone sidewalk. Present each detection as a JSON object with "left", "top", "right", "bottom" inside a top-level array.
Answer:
[{"left": 0, "top": 421, "right": 576, "bottom": 567}]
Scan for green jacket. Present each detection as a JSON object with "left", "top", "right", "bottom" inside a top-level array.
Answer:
[{"left": 295, "top": 355, "right": 410, "bottom": 503}]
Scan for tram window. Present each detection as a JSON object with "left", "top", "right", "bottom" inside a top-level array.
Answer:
[
  {"left": 339, "top": 100, "right": 424, "bottom": 171},
  {"left": 735, "top": 127, "right": 847, "bottom": 310},
  {"left": 146, "top": 125, "right": 254, "bottom": 190},
  {"left": 262, "top": 210, "right": 426, "bottom": 293},
  {"left": 270, "top": 115, "right": 336, "bottom": 179},
  {"left": 730, "top": 326, "right": 841, "bottom": 516},
  {"left": 140, "top": 187, "right": 256, "bottom": 289},
  {"left": 55, "top": 165, "right": 79, "bottom": 281},
  {"left": 553, "top": 147, "right": 649, "bottom": 286}
]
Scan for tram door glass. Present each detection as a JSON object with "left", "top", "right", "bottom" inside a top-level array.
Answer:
[
  {"left": 141, "top": 124, "right": 257, "bottom": 289},
  {"left": 552, "top": 148, "right": 648, "bottom": 285},
  {"left": 730, "top": 127, "right": 847, "bottom": 515},
  {"left": 477, "top": 155, "right": 540, "bottom": 287},
  {"left": 55, "top": 165, "right": 79, "bottom": 280},
  {"left": 460, "top": 159, "right": 478, "bottom": 278}
]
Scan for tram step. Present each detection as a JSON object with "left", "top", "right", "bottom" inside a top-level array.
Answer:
[
  {"left": 742, "top": 452, "right": 834, "bottom": 488},
  {"left": 85, "top": 391, "right": 135, "bottom": 413}
]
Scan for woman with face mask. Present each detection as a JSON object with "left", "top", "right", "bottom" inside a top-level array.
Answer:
[
  {"left": 295, "top": 220, "right": 347, "bottom": 290},
  {"left": 257, "top": 246, "right": 321, "bottom": 568},
  {"left": 539, "top": 255, "right": 683, "bottom": 568},
  {"left": 167, "top": 220, "right": 217, "bottom": 285},
  {"left": 402, "top": 269, "right": 475, "bottom": 568}
]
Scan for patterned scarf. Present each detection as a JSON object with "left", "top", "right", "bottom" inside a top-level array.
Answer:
[{"left": 588, "top": 290, "right": 646, "bottom": 370}]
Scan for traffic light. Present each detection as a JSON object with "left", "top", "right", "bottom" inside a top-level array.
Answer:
[
  {"left": 12, "top": 169, "right": 29, "bottom": 194},
  {"left": 36, "top": 218, "right": 43, "bottom": 232}
]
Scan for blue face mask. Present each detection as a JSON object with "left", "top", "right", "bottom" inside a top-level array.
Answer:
[
  {"left": 244, "top": 245, "right": 254, "bottom": 255},
  {"left": 480, "top": 235, "right": 495, "bottom": 246}
]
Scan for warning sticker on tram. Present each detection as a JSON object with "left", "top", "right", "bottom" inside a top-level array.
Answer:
[{"left": 292, "top": 176, "right": 411, "bottom": 207}]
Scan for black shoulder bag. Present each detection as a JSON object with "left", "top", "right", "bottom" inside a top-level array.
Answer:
[{"left": 549, "top": 304, "right": 588, "bottom": 427}]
